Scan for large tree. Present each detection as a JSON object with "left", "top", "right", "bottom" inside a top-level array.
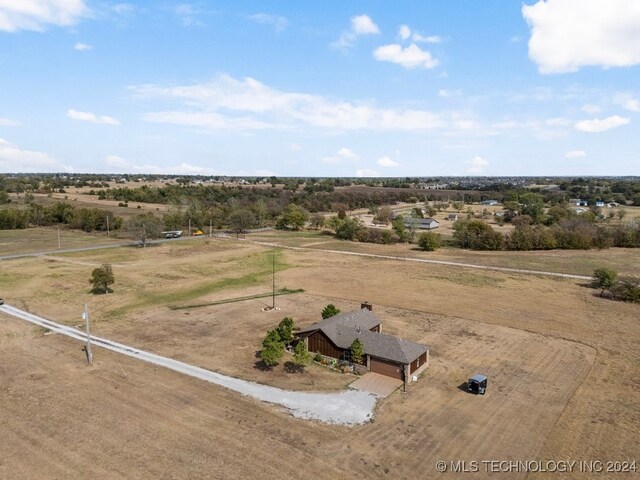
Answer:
[
  {"left": 124, "top": 213, "right": 163, "bottom": 247},
  {"left": 227, "top": 208, "right": 257, "bottom": 237},
  {"left": 89, "top": 263, "right": 114, "bottom": 294},
  {"left": 417, "top": 231, "right": 443, "bottom": 251},
  {"left": 278, "top": 203, "right": 309, "bottom": 230}
]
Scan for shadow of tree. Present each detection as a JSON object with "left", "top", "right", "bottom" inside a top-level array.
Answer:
[{"left": 284, "top": 361, "right": 305, "bottom": 373}]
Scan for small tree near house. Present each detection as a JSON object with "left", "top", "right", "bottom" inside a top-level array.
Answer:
[
  {"left": 260, "top": 329, "right": 284, "bottom": 368},
  {"left": 350, "top": 338, "right": 364, "bottom": 365},
  {"left": 293, "top": 340, "right": 311, "bottom": 368},
  {"left": 276, "top": 317, "right": 295, "bottom": 345},
  {"left": 89, "top": 263, "right": 114, "bottom": 294},
  {"left": 321, "top": 304, "right": 340, "bottom": 319}
]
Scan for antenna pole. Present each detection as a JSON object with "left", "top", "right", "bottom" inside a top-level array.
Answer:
[
  {"left": 272, "top": 251, "right": 275, "bottom": 309},
  {"left": 83, "top": 304, "right": 93, "bottom": 365},
  {"left": 57, "top": 226, "right": 61, "bottom": 249}
]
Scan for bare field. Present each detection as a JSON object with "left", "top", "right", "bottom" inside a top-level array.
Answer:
[{"left": 0, "top": 236, "right": 638, "bottom": 479}]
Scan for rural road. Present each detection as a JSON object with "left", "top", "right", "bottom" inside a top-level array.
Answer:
[
  {"left": 0, "top": 303, "right": 376, "bottom": 425},
  {"left": 1, "top": 230, "right": 593, "bottom": 280},
  {"left": 228, "top": 236, "right": 594, "bottom": 281}
]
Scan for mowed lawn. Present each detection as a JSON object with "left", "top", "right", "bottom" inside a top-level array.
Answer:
[{"left": 0, "top": 236, "right": 638, "bottom": 479}]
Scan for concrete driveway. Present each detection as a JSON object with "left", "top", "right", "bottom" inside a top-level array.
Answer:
[{"left": 350, "top": 372, "right": 403, "bottom": 398}]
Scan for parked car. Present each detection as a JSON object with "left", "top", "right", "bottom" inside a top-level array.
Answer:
[{"left": 468, "top": 374, "right": 487, "bottom": 395}]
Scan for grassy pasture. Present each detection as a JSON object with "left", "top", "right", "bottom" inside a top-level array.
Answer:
[{"left": 0, "top": 231, "right": 638, "bottom": 479}]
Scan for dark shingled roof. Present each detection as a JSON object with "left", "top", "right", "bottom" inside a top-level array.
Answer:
[{"left": 298, "top": 309, "right": 428, "bottom": 364}]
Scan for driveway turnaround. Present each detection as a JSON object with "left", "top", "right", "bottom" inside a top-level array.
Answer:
[
  {"left": 0, "top": 304, "right": 376, "bottom": 425},
  {"left": 350, "top": 372, "right": 404, "bottom": 398}
]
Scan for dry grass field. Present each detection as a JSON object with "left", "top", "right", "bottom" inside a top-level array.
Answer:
[
  {"left": 0, "top": 227, "right": 123, "bottom": 257},
  {"left": 0, "top": 233, "right": 638, "bottom": 479}
]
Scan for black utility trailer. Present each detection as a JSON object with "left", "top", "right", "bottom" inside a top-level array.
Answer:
[{"left": 468, "top": 374, "right": 487, "bottom": 395}]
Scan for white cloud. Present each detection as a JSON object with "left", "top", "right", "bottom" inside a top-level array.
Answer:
[
  {"left": 374, "top": 43, "right": 438, "bottom": 69},
  {"left": 67, "top": 109, "right": 120, "bottom": 125},
  {"left": 615, "top": 94, "right": 640, "bottom": 112},
  {"left": 412, "top": 33, "right": 442, "bottom": 44},
  {"left": 352, "top": 14, "right": 379, "bottom": 35},
  {"left": 397, "top": 24, "right": 441, "bottom": 43},
  {"left": 104, "top": 155, "right": 218, "bottom": 175},
  {"left": 322, "top": 147, "right": 359, "bottom": 164},
  {"left": 170, "top": 3, "right": 208, "bottom": 27},
  {"left": 74, "top": 42, "right": 92, "bottom": 51},
  {"left": 399, "top": 24, "right": 411, "bottom": 40},
  {"left": 131, "top": 74, "right": 446, "bottom": 132},
  {"left": 356, "top": 168, "right": 380, "bottom": 177},
  {"left": 0, "top": 0, "right": 89, "bottom": 32},
  {"left": 332, "top": 14, "right": 379, "bottom": 49},
  {"left": 523, "top": 0, "right": 640, "bottom": 73},
  {"left": 288, "top": 143, "right": 302, "bottom": 151},
  {"left": 565, "top": 150, "right": 586, "bottom": 158},
  {"left": 249, "top": 13, "right": 288, "bottom": 32},
  {"left": 337, "top": 147, "right": 358, "bottom": 160},
  {"left": 377, "top": 156, "right": 399, "bottom": 167},
  {"left": 574, "top": 115, "right": 630, "bottom": 133},
  {"left": 465, "top": 156, "right": 489, "bottom": 174},
  {"left": 0, "top": 117, "right": 20, "bottom": 126},
  {"left": 0, "top": 138, "right": 73, "bottom": 172},
  {"left": 581, "top": 104, "right": 601, "bottom": 114}
]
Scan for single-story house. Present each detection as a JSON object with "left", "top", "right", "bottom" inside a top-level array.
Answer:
[
  {"left": 480, "top": 199, "right": 499, "bottom": 206},
  {"left": 447, "top": 213, "right": 459, "bottom": 221},
  {"left": 595, "top": 201, "right": 605, "bottom": 207},
  {"left": 296, "top": 303, "right": 429, "bottom": 386},
  {"left": 404, "top": 217, "right": 440, "bottom": 230}
]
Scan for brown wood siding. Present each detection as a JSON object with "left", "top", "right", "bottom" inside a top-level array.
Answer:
[
  {"left": 370, "top": 357, "right": 404, "bottom": 380},
  {"left": 307, "top": 331, "right": 345, "bottom": 359},
  {"left": 409, "top": 352, "right": 428, "bottom": 374}
]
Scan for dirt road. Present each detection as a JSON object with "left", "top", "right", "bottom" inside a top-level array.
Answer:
[{"left": 0, "top": 303, "right": 376, "bottom": 425}]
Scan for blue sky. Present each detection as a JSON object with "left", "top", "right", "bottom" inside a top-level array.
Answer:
[{"left": 1, "top": 0, "right": 639, "bottom": 176}]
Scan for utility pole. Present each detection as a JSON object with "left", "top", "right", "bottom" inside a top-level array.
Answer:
[
  {"left": 82, "top": 304, "right": 93, "bottom": 365},
  {"left": 106, "top": 215, "right": 110, "bottom": 237},
  {"left": 209, "top": 219, "right": 212, "bottom": 238},
  {"left": 57, "top": 226, "right": 61, "bottom": 249},
  {"left": 272, "top": 251, "right": 276, "bottom": 309},
  {"left": 189, "top": 217, "right": 192, "bottom": 236}
]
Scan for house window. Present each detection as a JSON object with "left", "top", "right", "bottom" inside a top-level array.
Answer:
[
  {"left": 342, "top": 350, "right": 350, "bottom": 362},
  {"left": 416, "top": 358, "right": 420, "bottom": 368}
]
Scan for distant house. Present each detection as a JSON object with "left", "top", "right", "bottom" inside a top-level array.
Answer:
[
  {"left": 404, "top": 217, "right": 440, "bottom": 230},
  {"left": 595, "top": 201, "right": 605, "bottom": 207},
  {"left": 447, "top": 213, "right": 459, "bottom": 221},
  {"left": 607, "top": 202, "right": 619, "bottom": 208},
  {"left": 570, "top": 199, "right": 588, "bottom": 206},
  {"left": 296, "top": 303, "right": 429, "bottom": 386},
  {"left": 480, "top": 199, "right": 499, "bottom": 206}
]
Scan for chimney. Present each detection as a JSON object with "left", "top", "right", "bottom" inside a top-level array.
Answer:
[{"left": 361, "top": 302, "right": 372, "bottom": 311}]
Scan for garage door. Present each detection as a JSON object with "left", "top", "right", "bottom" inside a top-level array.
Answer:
[{"left": 370, "top": 357, "right": 403, "bottom": 380}]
